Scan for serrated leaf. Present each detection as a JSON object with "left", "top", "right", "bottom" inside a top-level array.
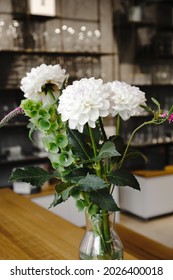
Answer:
[
  {"left": 49, "top": 193, "right": 63, "bottom": 208},
  {"left": 10, "top": 166, "right": 55, "bottom": 188},
  {"left": 67, "top": 128, "right": 93, "bottom": 160},
  {"left": 55, "top": 181, "right": 72, "bottom": 194},
  {"left": 62, "top": 186, "right": 74, "bottom": 201},
  {"left": 107, "top": 168, "right": 140, "bottom": 190},
  {"left": 78, "top": 174, "right": 109, "bottom": 192},
  {"left": 109, "top": 135, "right": 126, "bottom": 155},
  {"left": 63, "top": 167, "right": 92, "bottom": 183},
  {"left": 90, "top": 189, "right": 120, "bottom": 211},
  {"left": 55, "top": 182, "right": 75, "bottom": 201},
  {"left": 95, "top": 141, "right": 121, "bottom": 161}
]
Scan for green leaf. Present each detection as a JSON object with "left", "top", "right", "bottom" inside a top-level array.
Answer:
[
  {"left": 70, "top": 189, "right": 80, "bottom": 199},
  {"left": 63, "top": 167, "right": 92, "bottom": 183},
  {"left": 62, "top": 186, "right": 74, "bottom": 201},
  {"left": 126, "top": 149, "right": 148, "bottom": 163},
  {"left": 109, "top": 135, "right": 126, "bottom": 155},
  {"left": 151, "top": 97, "right": 160, "bottom": 110},
  {"left": 95, "top": 141, "right": 121, "bottom": 161},
  {"left": 10, "top": 166, "right": 56, "bottom": 188},
  {"left": 78, "top": 173, "right": 109, "bottom": 192},
  {"left": 90, "top": 189, "right": 120, "bottom": 211},
  {"left": 107, "top": 168, "right": 140, "bottom": 190},
  {"left": 140, "top": 104, "right": 153, "bottom": 115},
  {"left": 76, "top": 200, "right": 87, "bottom": 211},
  {"left": 49, "top": 193, "right": 63, "bottom": 208},
  {"left": 67, "top": 128, "right": 93, "bottom": 160},
  {"left": 55, "top": 182, "right": 74, "bottom": 201},
  {"left": 55, "top": 181, "right": 72, "bottom": 194}
]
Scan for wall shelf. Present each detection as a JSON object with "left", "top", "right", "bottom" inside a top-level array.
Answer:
[{"left": 113, "top": 0, "right": 173, "bottom": 169}]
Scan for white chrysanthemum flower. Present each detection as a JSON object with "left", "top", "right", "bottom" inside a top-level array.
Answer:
[
  {"left": 20, "top": 64, "right": 68, "bottom": 105},
  {"left": 58, "top": 77, "right": 110, "bottom": 133},
  {"left": 104, "top": 81, "right": 146, "bottom": 120}
]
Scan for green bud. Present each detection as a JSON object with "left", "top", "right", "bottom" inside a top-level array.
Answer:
[
  {"left": 38, "top": 108, "right": 50, "bottom": 119},
  {"left": 48, "top": 106, "right": 56, "bottom": 116},
  {"left": 50, "top": 121, "right": 59, "bottom": 131},
  {"left": 38, "top": 119, "right": 51, "bottom": 131},
  {"left": 48, "top": 142, "right": 59, "bottom": 153},
  {"left": 55, "top": 134, "right": 68, "bottom": 148},
  {"left": 42, "top": 137, "right": 59, "bottom": 153},
  {"left": 59, "top": 151, "right": 73, "bottom": 167}
]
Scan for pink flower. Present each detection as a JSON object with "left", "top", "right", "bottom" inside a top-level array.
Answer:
[
  {"left": 160, "top": 113, "right": 167, "bottom": 118},
  {"left": 168, "top": 113, "right": 173, "bottom": 123}
]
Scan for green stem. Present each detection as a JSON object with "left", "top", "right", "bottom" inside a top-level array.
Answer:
[
  {"left": 90, "top": 210, "right": 112, "bottom": 258},
  {"left": 102, "top": 209, "right": 111, "bottom": 255},
  {"left": 118, "top": 120, "right": 153, "bottom": 169},
  {"left": 88, "top": 125, "right": 101, "bottom": 177},
  {"left": 116, "top": 114, "right": 121, "bottom": 136},
  {"left": 48, "top": 89, "right": 56, "bottom": 101}
]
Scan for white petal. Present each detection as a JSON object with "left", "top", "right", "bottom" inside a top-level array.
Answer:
[
  {"left": 89, "top": 109, "right": 99, "bottom": 121},
  {"left": 79, "top": 114, "right": 88, "bottom": 125},
  {"left": 88, "top": 120, "right": 96, "bottom": 128},
  {"left": 77, "top": 124, "right": 84, "bottom": 133},
  {"left": 69, "top": 119, "right": 78, "bottom": 129}
]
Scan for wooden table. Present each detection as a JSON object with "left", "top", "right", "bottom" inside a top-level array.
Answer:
[
  {"left": 0, "top": 188, "right": 136, "bottom": 260},
  {"left": 116, "top": 213, "right": 173, "bottom": 260}
]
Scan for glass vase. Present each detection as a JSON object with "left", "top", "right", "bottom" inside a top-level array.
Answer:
[{"left": 79, "top": 210, "right": 123, "bottom": 260}]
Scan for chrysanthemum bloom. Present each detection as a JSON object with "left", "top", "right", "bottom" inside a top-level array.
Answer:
[
  {"left": 20, "top": 64, "right": 68, "bottom": 105},
  {"left": 104, "top": 81, "right": 146, "bottom": 120},
  {"left": 58, "top": 77, "right": 110, "bottom": 132}
]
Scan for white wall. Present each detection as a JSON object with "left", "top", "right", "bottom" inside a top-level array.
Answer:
[{"left": 32, "top": 186, "right": 120, "bottom": 227}]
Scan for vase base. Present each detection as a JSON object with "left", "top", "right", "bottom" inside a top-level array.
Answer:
[{"left": 80, "top": 251, "right": 123, "bottom": 260}]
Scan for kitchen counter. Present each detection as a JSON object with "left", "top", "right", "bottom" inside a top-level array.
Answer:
[{"left": 0, "top": 188, "right": 136, "bottom": 260}]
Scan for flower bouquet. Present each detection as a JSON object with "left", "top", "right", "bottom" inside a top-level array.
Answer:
[{"left": 1, "top": 64, "right": 173, "bottom": 260}]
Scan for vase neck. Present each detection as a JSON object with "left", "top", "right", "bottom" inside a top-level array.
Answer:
[{"left": 85, "top": 210, "right": 115, "bottom": 231}]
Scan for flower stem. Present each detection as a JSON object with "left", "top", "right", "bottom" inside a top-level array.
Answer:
[
  {"left": 116, "top": 114, "right": 121, "bottom": 136},
  {"left": 102, "top": 210, "right": 111, "bottom": 254},
  {"left": 88, "top": 125, "right": 101, "bottom": 177},
  {"left": 118, "top": 120, "right": 153, "bottom": 169}
]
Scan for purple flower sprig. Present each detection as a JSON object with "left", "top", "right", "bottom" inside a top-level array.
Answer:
[
  {"left": 160, "top": 112, "right": 173, "bottom": 123},
  {"left": 0, "top": 107, "right": 24, "bottom": 127}
]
